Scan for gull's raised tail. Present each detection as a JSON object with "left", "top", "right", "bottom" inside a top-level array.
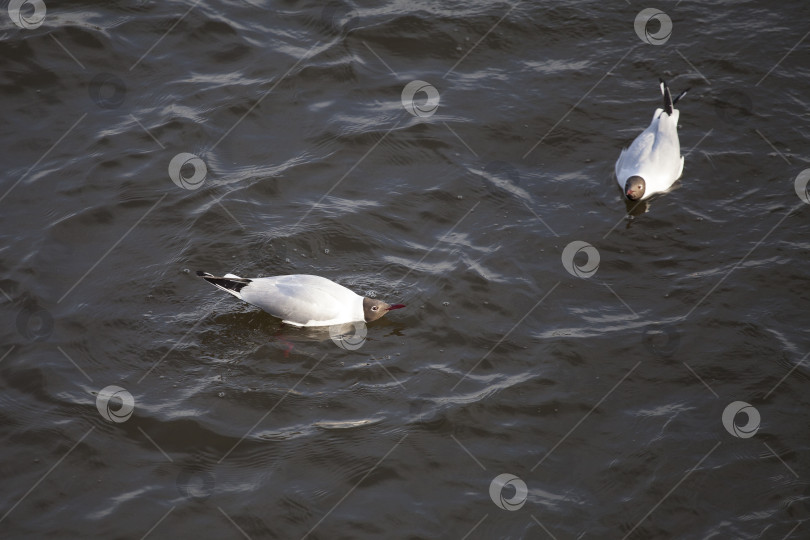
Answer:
[
  {"left": 196, "top": 271, "right": 251, "bottom": 299},
  {"left": 660, "top": 78, "right": 689, "bottom": 116}
]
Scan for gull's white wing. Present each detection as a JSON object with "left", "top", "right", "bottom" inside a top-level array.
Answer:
[{"left": 240, "top": 275, "right": 361, "bottom": 326}]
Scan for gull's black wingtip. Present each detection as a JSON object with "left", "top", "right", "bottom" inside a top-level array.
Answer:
[
  {"left": 673, "top": 88, "right": 690, "bottom": 106},
  {"left": 196, "top": 270, "right": 207, "bottom": 277}
]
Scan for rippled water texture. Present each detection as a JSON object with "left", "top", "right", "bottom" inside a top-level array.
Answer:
[{"left": 2, "top": 1, "right": 809, "bottom": 538}]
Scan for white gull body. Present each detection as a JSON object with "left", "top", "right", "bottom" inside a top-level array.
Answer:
[
  {"left": 197, "top": 272, "right": 404, "bottom": 327},
  {"left": 615, "top": 80, "right": 687, "bottom": 201}
]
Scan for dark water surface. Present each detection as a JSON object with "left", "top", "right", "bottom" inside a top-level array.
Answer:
[{"left": 2, "top": 0, "right": 810, "bottom": 538}]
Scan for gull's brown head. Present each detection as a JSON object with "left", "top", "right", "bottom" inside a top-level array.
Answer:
[
  {"left": 624, "top": 175, "right": 646, "bottom": 201},
  {"left": 363, "top": 298, "right": 405, "bottom": 323}
]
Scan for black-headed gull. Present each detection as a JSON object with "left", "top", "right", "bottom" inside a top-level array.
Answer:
[
  {"left": 615, "top": 79, "right": 689, "bottom": 201},
  {"left": 197, "top": 271, "right": 405, "bottom": 327}
]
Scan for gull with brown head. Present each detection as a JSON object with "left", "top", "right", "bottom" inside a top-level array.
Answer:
[
  {"left": 615, "top": 79, "right": 689, "bottom": 201},
  {"left": 197, "top": 271, "right": 405, "bottom": 327}
]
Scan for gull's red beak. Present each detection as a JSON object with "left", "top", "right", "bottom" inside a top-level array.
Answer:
[{"left": 387, "top": 304, "right": 406, "bottom": 311}]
